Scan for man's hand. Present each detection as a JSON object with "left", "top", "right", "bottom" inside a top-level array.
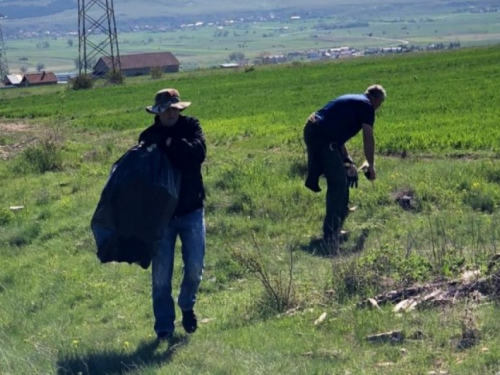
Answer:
[
  {"left": 359, "top": 161, "right": 376, "bottom": 181},
  {"left": 367, "top": 165, "right": 376, "bottom": 181},
  {"left": 166, "top": 137, "right": 172, "bottom": 147},
  {"left": 345, "top": 162, "right": 358, "bottom": 188}
]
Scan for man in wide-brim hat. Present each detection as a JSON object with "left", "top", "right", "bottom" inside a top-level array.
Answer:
[
  {"left": 139, "top": 88, "right": 207, "bottom": 342},
  {"left": 145, "top": 88, "right": 192, "bottom": 114}
]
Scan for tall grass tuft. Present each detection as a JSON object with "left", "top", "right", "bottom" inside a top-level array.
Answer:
[
  {"left": 233, "top": 239, "right": 297, "bottom": 314},
  {"left": 0, "top": 208, "right": 14, "bottom": 227},
  {"left": 14, "top": 139, "right": 63, "bottom": 174},
  {"left": 6, "top": 223, "right": 41, "bottom": 247}
]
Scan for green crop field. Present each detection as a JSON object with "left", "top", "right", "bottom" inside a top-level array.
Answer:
[
  {"left": 3, "top": 7, "right": 500, "bottom": 73},
  {"left": 1, "top": 46, "right": 500, "bottom": 374}
]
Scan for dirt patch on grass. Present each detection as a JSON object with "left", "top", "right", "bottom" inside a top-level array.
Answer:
[
  {"left": 0, "top": 123, "right": 35, "bottom": 132},
  {"left": 0, "top": 122, "right": 44, "bottom": 159}
]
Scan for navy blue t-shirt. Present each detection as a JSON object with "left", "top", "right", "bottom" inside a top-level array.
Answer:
[{"left": 315, "top": 94, "right": 375, "bottom": 146}]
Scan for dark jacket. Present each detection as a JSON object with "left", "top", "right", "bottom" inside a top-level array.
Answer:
[{"left": 138, "top": 115, "right": 206, "bottom": 218}]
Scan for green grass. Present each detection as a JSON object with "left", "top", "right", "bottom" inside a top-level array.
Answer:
[{"left": 1, "top": 46, "right": 500, "bottom": 374}]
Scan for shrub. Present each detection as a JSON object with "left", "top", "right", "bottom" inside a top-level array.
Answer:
[
  {"left": 232, "top": 242, "right": 297, "bottom": 313},
  {"left": 105, "top": 69, "right": 125, "bottom": 85},
  {"left": 70, "top": 74, "right": 94, "bottom": 90},
  {"left": 15, "top": 139, "right": 63, "bottom": 174},
  {"left": 150, "top": 67, "right": 163, "bottom": 79},
  {"left": 463, "top": 185, "right": 498, "bottom": 213}
]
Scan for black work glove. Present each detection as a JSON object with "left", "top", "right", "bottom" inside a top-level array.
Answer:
[{"left": 344, "top": 159, "right": 358, "bottom": 189}]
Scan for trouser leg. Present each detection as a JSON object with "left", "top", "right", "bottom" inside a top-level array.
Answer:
[
  {"left": 322, "top": 145, "right": 348, "bottom": 243},
  {"left": 177, "top": 209, "right": 206, "bottom": 313},
  {"left": 303, "top": 119, "right": 324, "bottom": 192},
  {"left": 151, "top": 224, "right": 178, "bottom": 334}
]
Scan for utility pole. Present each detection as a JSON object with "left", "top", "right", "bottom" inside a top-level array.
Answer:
[
  {"left": 77, "top": 0, "right": 121, "bottom": 76},
  {"left": 0, "top": 21, "right": 9, "bottom": 81}
]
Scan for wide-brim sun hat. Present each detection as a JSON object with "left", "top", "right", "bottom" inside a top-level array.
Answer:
[{"left": 145, "top": 88, "right": 191, "bottom": 114}]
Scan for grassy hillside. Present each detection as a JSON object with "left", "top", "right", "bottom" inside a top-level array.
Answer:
[{"left": 1, "top": 46, "right": 500, "bottom": 374}]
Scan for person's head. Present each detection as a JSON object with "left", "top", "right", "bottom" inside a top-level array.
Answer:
[
  {"left": 146, "top": 88, "right": 191, "bottom": 126},
  {"left": 365, "top": 84, "right": 386, "bottom": 110}
]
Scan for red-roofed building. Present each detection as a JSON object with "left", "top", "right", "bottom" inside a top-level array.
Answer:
[
  {"left": 21, "top": 72, "right": 58, "bottom": 87},
  {"left": 93, "top": 52, "right": 180, "bottom": 77}
]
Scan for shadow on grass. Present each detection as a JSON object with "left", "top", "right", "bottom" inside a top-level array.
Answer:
[
  {"left": 300, "top": 229, "right": 370, "bottom": 258},
  {"left": 56, "top": 335, "right": 188, "bottom": 375}
]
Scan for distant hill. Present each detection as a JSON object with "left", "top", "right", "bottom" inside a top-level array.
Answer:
[
  {"left": 0, "top": 0, "right": 494, "bottom": 20},
  {"left": 0, "top": 0, "right": 76, "bottom": 20},
  {"left": 0, "top": 0, "right": 497, "bottom": 32}
]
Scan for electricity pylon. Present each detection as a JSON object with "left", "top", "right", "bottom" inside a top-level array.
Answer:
[
  {"left": 0, "top": 22, "right": 9, "bottom": 81},
  {"left": 77, "top": 0, "right": 121, "bottom": 76}
]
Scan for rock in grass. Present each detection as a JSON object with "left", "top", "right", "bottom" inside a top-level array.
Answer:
[
  {"left": 314, "top": 312, "right": 327, "bottom": 326},
  {"left": 366, "top": 330, "right": 404, "bottom": 343}
]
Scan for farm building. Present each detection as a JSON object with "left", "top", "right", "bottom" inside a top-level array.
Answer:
[
  {"left": 93, "top": 52, "right": 180, "bottom": 77},
  {"left": 20, "top": 72, "right": 58, "bottom": 87},
  {"left": 2, "top": 74, "right": 23, "bottom": 87}
]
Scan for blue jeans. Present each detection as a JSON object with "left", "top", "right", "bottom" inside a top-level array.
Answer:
[{"left": 152, "top": 208, "right": 206, "bottom": 334}]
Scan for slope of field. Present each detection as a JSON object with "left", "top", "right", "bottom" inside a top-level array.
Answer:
[
  {"left": 1, "top": 46, "right": 500, "bottom": 374},
  {"left": 2, "top": 47, "right": 500, "bottom": 154}
]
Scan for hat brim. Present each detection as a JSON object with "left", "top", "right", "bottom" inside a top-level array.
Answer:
[{"left": 145, "top": 101, "right": 191, "bottom": 114}]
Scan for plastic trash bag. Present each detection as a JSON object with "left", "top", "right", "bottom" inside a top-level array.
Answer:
[{"left": 91, "top": 144, "right": 180, "bottom": 269}]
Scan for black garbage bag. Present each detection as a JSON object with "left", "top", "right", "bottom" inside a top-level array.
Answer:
[{"left": 91, "top": 143, "right": 180, "bottom": 269}]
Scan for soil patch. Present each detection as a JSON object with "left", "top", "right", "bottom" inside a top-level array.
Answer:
[
  {"left": 0, "top": 123, "right": 35, "bottom": 132},
  {"left": 0, "top": 122, "right": 43, "bottom": 159}
]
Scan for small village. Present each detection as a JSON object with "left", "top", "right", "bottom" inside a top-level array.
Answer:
[{"left": 0, "top": 10, "right": 466, "bottom": 88}]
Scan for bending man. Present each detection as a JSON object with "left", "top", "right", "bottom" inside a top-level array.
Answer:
[{"left": 303, "top": 84, "right": 386, "bottom": 246}]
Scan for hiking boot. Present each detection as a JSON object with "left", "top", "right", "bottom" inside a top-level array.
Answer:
[
  {"left": 305, "top": 178, "right": 321, "bottom": 193},
  {"left": 339, "top": 230, "right": 349, "bottom": 242},
  {"left": 156, "top": 331, "right": 174, "bottom": 342},
  {"left": 182, "top": 310, "right": 198, "bottom": 334},
  {"left": 321, "top": 236, "right": 340, "bottom": 256}
]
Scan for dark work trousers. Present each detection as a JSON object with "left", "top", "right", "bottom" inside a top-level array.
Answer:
[
  {"left": 303, "top": 118, "right": 324, "bottom": 187},
  {"left": 303, "top": 119, "right": 349, "bottom": 241},
  {"left": 322, "top": 144, "right": 350, "bottom": 241}
]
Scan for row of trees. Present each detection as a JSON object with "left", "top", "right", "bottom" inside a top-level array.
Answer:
[
  {"left": 18, "top": 56, "right": 100, "bottom": 74},
  {"left": 18, "top": 62, "right": 46, "bottom": 73}
]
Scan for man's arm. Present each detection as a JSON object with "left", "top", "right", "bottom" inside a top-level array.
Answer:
[
  {"left": 340, "top": 144, "right": 353, "bottom": 164},
  {"left": 362, "top": 124, "right": 376, "bottom": 180},
  {"left": 138, "top": 126, "right": 156, "bottom": 146},
  {"left": 166, "top": 119, "right": 206, "bottom": 169}
]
